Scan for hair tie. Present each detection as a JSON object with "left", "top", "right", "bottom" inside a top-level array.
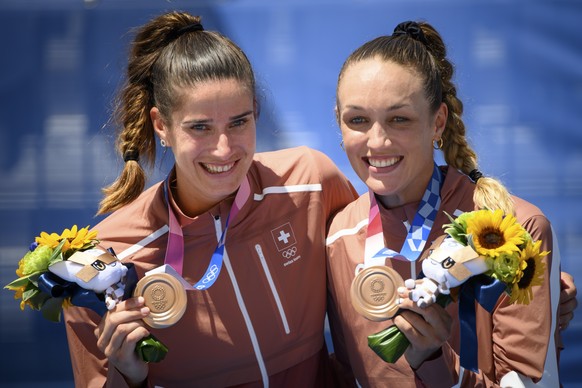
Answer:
[
  {"left": 392, "top": 21, "right": 427, "bottom": 45},
  {"left": 169, "top": 22, "right": 204, "bottom": 42},
  {"left": 123, "top": 149, "right": 139, "bottom": 163},
  {"left": 469, "top": 169, "right": 483, "bottom": 183}
]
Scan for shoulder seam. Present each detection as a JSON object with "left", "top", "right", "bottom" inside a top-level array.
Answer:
[
  {"left": 326, "top": 218, "right": 368, "bottom": 245},
  {"left": 253, "top": 184, "right": 322, "bottom": 201}
]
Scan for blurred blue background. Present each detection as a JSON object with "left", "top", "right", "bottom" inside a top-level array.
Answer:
[{"left": 0, "top": 0, "right": 580, "bottom": 386}]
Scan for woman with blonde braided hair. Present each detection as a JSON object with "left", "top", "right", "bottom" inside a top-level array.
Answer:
[{"left": 326, "top": 20, "right": 564, "bottom": 386}]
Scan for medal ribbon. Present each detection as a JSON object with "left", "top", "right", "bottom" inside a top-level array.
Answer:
[
  {"left": 163, "top": 175, "right": 251, "bottom": 290},
  {"left": 363, "top": 163, "right": 443, "bottom": 269}
]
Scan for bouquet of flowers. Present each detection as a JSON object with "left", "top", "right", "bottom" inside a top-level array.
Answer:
[
  {"left": 368, "top": 209, "right": 548, "bottom": 367},
  {"left": 4, "top": 225, "right": 168, "bottom": 363}
]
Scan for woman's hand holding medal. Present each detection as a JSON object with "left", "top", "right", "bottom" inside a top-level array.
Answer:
[
  {"left": 393, "top": 285, "right": 453, "bottom": 369},
  {"left": 351, "top": 265, "right": 453, "bottom": 365},
  {"left": 95, "top": 269, "right": 187, "bottom": 382},
  {"left": 95, "top": 296, "right": 151, "bottom": 386}
]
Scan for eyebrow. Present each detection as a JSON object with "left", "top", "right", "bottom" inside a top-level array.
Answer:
[
  {"left": 342, "top": 103, "right": 408, "bottom": 111},
  {"left": 230, "top": 110, "right": 254, "bottom": 120},
  {"left": 182, "top": 110, "right": 255, "bottom": 126}
]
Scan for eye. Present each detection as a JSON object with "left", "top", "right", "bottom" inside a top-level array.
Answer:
[
  {"left": 442, "top": 257, "right": 455, "bottom": 269},
  {"left": 91, "top": 260, "right": 106, "bottom": 271},
  {"left": 189, "top": 123, "right": 208, "bottom": 132},
  {"left": 230, "top": 117, "right": 249, "bottom": 128},
  {"left": 391, "top": 116, "right": 408, "bottom": 123},
  {"left": 348, "top": 116, "right": 367, "bottom": 125}
]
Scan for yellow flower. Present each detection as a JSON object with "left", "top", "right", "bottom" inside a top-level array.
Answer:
[
  {"left": 509, "top": 239, "right": 547, "bottom": 305},
  {"left": 35, "top": 225, "right": 97, "bottom": 254},
  {"left": 35, "top": 231, "right": 63, "bottom": 249},
  {"left": 12, "top": 285, "right": 26, "bottom": 310},
  {"left": 466, "top": 209, "right": 525, "bottom": 258},
  {"left": 68, "top": 225, "right": 98, "bottom": 251}
]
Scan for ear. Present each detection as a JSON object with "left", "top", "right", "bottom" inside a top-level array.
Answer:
[
  {"left": 433, "top": 102, "right": 448, "bottom": 139},
  {"left": 150, "top": 107, "right": 171, "bottom": 147},
  {"left": 253, "top": 99, "right": 260, "bottom": 119}
]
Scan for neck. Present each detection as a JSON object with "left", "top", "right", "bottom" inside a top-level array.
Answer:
[
  {"left": 169, "top": 179, "right": 235, "bottom": 219},
  {"left": 375, "top": 164, "right": 436, "bottom": 209}
]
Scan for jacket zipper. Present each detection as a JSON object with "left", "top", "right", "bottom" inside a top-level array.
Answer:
[
  {"left": 213, "top": 216, "right": 269, "bottom": 387},
  {"left": 255, "top": 243, "right": 290, "bottom": 334}
]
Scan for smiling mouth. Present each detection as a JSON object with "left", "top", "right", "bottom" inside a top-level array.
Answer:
[
  {"left": 366, "top": 156, "right": 401, "bottom": 168},
  {"left": 201, "top": 162, "right": 235, "bottom": 174}
]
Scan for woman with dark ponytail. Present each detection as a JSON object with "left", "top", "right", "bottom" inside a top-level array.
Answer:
[
  {"left": 326, "top": 20, "right": 563, "bottom": 386},
  {"left": 64, "top": 11, "right": 358, "bottom": 387}
]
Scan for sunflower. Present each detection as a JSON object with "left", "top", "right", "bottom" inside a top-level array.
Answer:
[
  {"left": 35, "top": 231, "right": 63, "bottom": 249},
  {"left": 466, "top": 209, "right": 525, "bottom": 258},
  {"left": 509, "top": 239, "right": 548, "bottom": 305},
  {"left": 35, "top": 225, "right": 97, "bottom": 255},
  {"left": 65, "top": 225, "right": 98, "bottom": 252}
]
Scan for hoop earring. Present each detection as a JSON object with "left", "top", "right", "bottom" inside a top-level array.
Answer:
[
  {"left": 160, "top": 139, "right": 167, "bottom": 148},
  {"left": 433, "top": 138, "right": 443, "bottom": 150},
  {"left": 340, "top": 140, "right": 345, "bottom": 151}
]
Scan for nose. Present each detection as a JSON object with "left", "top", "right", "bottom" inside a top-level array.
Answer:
[
  {"left": 367, "top": 122, "right": 391, "bottom": 148},
  {"left": 214, "top": 133, "right": 232, "bottom": 156}
]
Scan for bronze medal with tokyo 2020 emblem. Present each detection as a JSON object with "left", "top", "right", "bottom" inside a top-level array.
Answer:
[
  {"left": 133, "top": 273, "right": 187, "bottom": 329},
  {"left": 350, "top": 266, "right": 405, "bottom": 322}
]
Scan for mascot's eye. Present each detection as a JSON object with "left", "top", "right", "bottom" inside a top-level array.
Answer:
[
  {"left": 91, "top": 260, "right": 106, "bottom": 271},
  {"left": 442, "top": 257, "right": 455, "bottom": 269}
]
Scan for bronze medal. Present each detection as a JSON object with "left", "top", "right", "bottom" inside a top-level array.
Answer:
[
  {"left": 350, "top": 266, "right": 404, "bottom": 321},
  {"left": 133, "top": 272, "right": 187, "bottom": 329}
]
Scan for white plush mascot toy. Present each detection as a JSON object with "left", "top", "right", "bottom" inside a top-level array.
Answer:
[
  {"left": 48, "top": 248, "right": 127, "bottom": 310},
  {"left": 404, "top": 237, "right": 489, "bottom": 308}
]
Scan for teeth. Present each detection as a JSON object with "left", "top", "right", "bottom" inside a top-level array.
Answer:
[
  {"left": 202, "top": 162, "right": 234, "bottom": 174},
  {"left": 368, "top": 157, "right": 399, "bottom": 168}
]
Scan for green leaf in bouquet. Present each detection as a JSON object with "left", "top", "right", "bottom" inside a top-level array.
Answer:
[
  {"left": 24, "top": 288, "right": 51, "bottom": 311},
  {"left": 136, "top": 335, "right": 169, "bottom": 363},
  {"left": 48, "top": 239, "right": 67, "bottom": 265},
  {"left": 4, "top": 276, "right": 31, "bottom": 290},
  {"left": 368, "top": 324, "right": 410, "bottom": 363}
]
